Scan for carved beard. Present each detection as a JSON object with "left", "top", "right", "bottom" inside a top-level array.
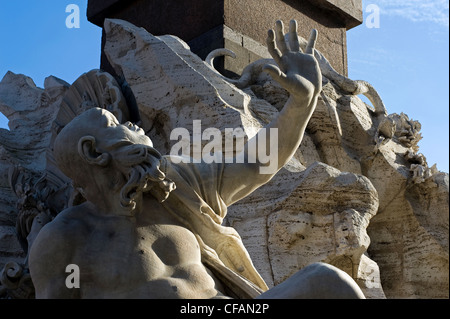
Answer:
[{"left": 111, "top": 144, "right": 176, "bottom": 212}]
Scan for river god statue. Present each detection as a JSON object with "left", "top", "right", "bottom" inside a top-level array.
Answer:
[{"left": 29, "top": 20, "right": 365, "bottom": 299}]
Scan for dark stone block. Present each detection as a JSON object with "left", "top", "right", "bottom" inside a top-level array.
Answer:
[{"left": 88, "top": 0, "right": 363, "bottom": 76}]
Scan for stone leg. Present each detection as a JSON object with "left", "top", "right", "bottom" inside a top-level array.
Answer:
[{"left": 256, "top": 262, "right": 365, "bottom": 299}]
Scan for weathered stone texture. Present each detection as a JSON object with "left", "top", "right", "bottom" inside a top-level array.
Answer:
[
  {"left": 87, "top": 0, "right": 361, "bottom": 78},
  {"left": 100, "top": 20, "right": 449, "bottom": 298},
  {"left": 0, "top": 73, "right": 69, "bottom": 272},
  {"left": 0, "top": 18, "right": 447, "bottom": 299}
]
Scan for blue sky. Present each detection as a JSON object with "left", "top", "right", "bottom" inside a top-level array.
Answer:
[
  {"left": 0, "top": 0, "right": 449, "bottom": 173},
  {"left": 347, "top": 0, "right": 449, "bottom": 173},
  {"left": 0, "top": 0, "right": 101, "bottom": 87}
]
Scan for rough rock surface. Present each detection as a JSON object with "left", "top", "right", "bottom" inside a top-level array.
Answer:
[
  {"left": 0, "top": 19, "right": 448, "bottom": 298},
  {"left": 0, "top": 73, "right": 69, "bottom": 264}
]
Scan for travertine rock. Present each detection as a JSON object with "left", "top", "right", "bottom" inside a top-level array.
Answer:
[
  {"left": 0, "top": 73, "right": 68, "bottom": 262},
  {"left": 225, "top": 162, "right": 383, "bottom": 298},
  {"left": 0, "top": 73, "right": 70, "bottom": 297},
  {"left": 0, "top": 18, "right": 447, "bottom": 298},
  {"left": 102, "top": 19, "right": 384, "bottom": 298}
]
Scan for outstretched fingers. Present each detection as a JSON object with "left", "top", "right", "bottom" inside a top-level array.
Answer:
[
  {"left": 275, "top": 20, "right": 288, "bottom": 54},
  {"left": 266, "top": 29, "right": 282, "bottom": 65},
  {"left": 305, "top": 29, "right": 318, "bottom": 54},
  {"left": 288, "top": 20, "right": 301, "bottom": 52}
]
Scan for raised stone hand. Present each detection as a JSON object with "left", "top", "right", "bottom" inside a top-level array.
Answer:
[{"left": 264, "top": 20, "right": 322, "bottom": 107}]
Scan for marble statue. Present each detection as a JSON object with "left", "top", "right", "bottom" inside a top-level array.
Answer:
[{"left": 28, "top": 20, "right": 365, "bottom": 299}]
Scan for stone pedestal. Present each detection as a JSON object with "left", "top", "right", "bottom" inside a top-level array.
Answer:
[{"left": 87, "top": 0, "right": 362, "bottom": 77}]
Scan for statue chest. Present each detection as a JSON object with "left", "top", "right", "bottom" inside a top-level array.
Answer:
[{"left": 74, "top": 216, "right": 209, "bottom": 297}]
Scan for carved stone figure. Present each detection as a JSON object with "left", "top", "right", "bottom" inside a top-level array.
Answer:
[
  {"left": 1, "top": 16, "right": 447, "bottom": 299},
  {"left": 28, "top": 21, "right": 364, "bottom": 299}
]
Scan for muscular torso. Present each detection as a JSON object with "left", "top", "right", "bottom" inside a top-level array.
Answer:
[{"left": 33, "top": 198, "right": 228, "bottom": 299}]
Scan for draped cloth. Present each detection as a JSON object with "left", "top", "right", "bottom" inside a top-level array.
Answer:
[{"left": 158, "top": 156, "right": 268, "bottom": 298}]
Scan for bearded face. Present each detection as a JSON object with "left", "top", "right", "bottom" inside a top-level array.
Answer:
[
  {"left": 110, "top": 143, "right": 176, "bottom": 212},
  {"left": 54, "top": 108, "right": 176, "bottom": 214}
]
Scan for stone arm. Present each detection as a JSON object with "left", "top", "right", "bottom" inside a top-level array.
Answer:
[{"left": 220, "top": 20, "right": 322, "bottom": 206}]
